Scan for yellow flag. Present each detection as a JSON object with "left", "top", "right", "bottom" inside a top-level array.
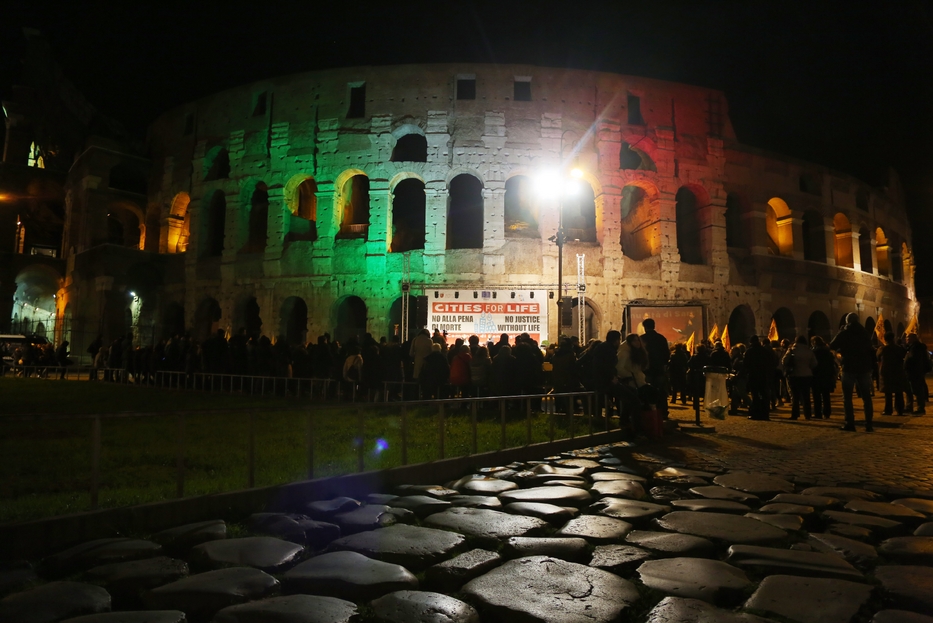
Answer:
[
  {"left": 686, "top": 331, "right": 695, "bottom": 354},
  {"left": 767, "top": 318, "right": 779, "bottom": 343},
  {"left": 905, "top": 314, "right": 918, "bottom": 336},
  {"left": 721, "top": 325, "right": 731, "bottom": 353},
  {"left": 875, "top": 312, "right": 886, "bottom": 345},
  {"left": 708, "top": 323, "right": 719, "bottom": 343}
]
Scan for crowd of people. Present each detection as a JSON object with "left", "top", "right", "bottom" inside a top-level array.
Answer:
[{"left": 5, "top": 314, "right": 930, "bottom": 435}]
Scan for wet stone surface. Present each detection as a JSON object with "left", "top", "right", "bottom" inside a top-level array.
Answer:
[
  {"left": 43, "top": 539, "right": 163, "bottom": 577},
  {"left": 656, "top": 511, "right": 788, "bottom": 545},
  {"left": 502, "top": 502, "right": 576, "bottom": 524},
  {"left": 212, "top": 594, "right": 359, "bottom": 623},
  {"left": 744, "top": 574, "right": 873, "bottom": 623},
  {"left": 878, "top": 536, "right": 933, "bottom": 564},
  {"left": 502, "top": 537, "right": 590, "bottom": 563},
  {"left": 152, "top": 520, "right": 226, "bottom": 554},
  {"left": 557, "top": 514, "right": 632, "bottom": 542},
  {"left": 645, "top": 596, "right": 778, "bottom": 623},
  {"left": 424, "top": 549, "right": 501, "bottom": 592},
  {"left": 589, "top": 479, "right": 646, "bottom": 499},
  {"left": 451, "top": 475, "right": 518, "bottom": 495},
  {"left": 190, "top": 537, "right": 304, "bottom": 572},
  {"left": 281, "top": 551, "right": 418, "bottom": 601},
  {"left": 625, "top": 530, "right": 717, "bottom": 558},
  {"left": 424, "top": 507, "right": 549, "bottom": 547},
  {"left": 326, "top": 524, "right": 465, "bottom": 571},
  {"left": 807, "top": 533, "right": 878, "bottom": 566},
  {"left": 670, "top": 499, "right": 752, "bottom": 514},
  {"left": 637, "top": 557, "right": 753, "bottom": 604},
  {"left": 498, "top": 485, "right": 593, "bottom": 508},
  {"left": 370, "top": 590, "right": 480, "bottom": 623},
  {"left": 713, "top": 472, "right": 795, "bottom": 495},
  {"left": 874, "top": 565, "right": 933, "bottom": 613},
  {"left": 727, "top": 544, "right": 863, "bottom": 579},
  {"left": 462, "top": 556, "right": 640, "bottom": 623},
  {"left": 591, "top": 498, "right": 670, "bottom": 522},
  {"left": 588, "top": 544, "right": 652, "bottom": 573},
  {"left": 60, "top": 611, "right": 187, "bottom": 623},
  {"left": 689, "top": 485, "right": 760, "bottom": 504},
  {"left": 142, "top": 568, "right": 278, "bottom": 621},
  {"left": 0, "top": 581, "right": 111, "bottom": 623},
  {"left": 83, "top": 557, "right": 189, "bottom": 603}
]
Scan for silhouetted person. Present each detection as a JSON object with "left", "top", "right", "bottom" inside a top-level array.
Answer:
[{"left": 831, "top": 313, "right": 875, "bottom": 431}]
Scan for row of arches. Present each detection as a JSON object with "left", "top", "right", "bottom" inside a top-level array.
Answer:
[{"left": 725, "top": 304, "right": 906, "bottom": 346}]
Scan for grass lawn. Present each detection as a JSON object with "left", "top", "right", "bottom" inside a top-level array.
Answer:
[{"left": 1, "top": 378, "right": 594, "bottom": 524}]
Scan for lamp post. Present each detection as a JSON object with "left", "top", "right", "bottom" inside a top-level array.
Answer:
[{"left": 536, "top": 168, "right": 584, "bottom": 340}]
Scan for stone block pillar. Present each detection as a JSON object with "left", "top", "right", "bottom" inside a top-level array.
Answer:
[
  {"left": 484, "top": 184, "right": 505, "bottom": 251},
  {"left": 788, "top": 215, "right": 804, "bottom": 260},
  {"left": 423, "top": 184, "right": 447, "bottom": 276},
  {"left": 222, "top": 195, "right": 241, "bottom": 264},
  {"left": 851, "top": 229, "right": 863, "bottom": 272},
  {"left": 657, "top": 195, "right": 680, "bottom": 284},
  {"left": 367, "top": 179, "right": 390, "bottom": 253},
  {"left": 264, "top": 185, "right": 286, "bottom": 274},
  {"left": 821, "top": 221, "right": 837, "bottom": 266},
  {"left": 746, "top": 203, "right": 770, "bottom": 256}
]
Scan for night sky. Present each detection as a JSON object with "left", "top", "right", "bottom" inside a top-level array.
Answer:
[{"left": 4, "top": 0, "right": 932, "bottom": 291}]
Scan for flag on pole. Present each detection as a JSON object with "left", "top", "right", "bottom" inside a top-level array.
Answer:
[
  {"left": 708, "top": 323, "right": 719, "bottom": 343},
  {"left": 875, "top": 312, "right": 887, "bottom": 345},
  {"left": 905, "top": 314, "right": 919, "bottom": 336},
  {"left": 686, "top": 331, "right": 695, "bottom": 355},
  {"left": 767, "top": 319, "right": 779, "bottom": 343},
  {"left": 721, "top": 325, "right": 731, "bottom": 353}
]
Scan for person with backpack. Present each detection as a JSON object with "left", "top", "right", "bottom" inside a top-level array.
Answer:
[
  {"left": 830, "top": 313, "right": 876, "bottom": 432},
  {"left": 878, "top": 332, "right": 908, "bottom": 416},
  {"left": 782, "top": 335, "right": 817, "bottom": 420},
  {"left": 904, "top": 333, "right": 931, "bottom": 415}
]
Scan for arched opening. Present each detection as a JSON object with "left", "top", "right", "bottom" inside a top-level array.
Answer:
[
  {"left": 727, "top": 304, "right": 755, "bottom": 347},
  {"left": 204, "top": 190, "right": 226, "bottom": 257},
  {"left": 802, "top": 210, "right": 826, "bottom": 263},
  {"left": 194, "top": 298, "right": 222, "bottom": 341},
  {"left": 335, "top": 296, "right": 367, "bottom": 344},
  {"left": 833, "top": 213, "right": 853, "bottom": 268},
  {"left": 286, "top": 178, "right": 319, "bottom": 243},
  {"left": 391, "top": 134, "right": 427, "bottom": 162},
  {"left": 675, "top": 186, "right": 704, "bottom": 264},
  {"left": 204, "top": 148, "right": 230, "bottom": 181},
  {"left": 245, "top": 182, "right": 269, "bottom": 252},
  {"left": 11, "top": 265, "right": 60, "bottom": 335},
  {"left": 569, "top": 298, "right": 601, "bottom": 343},
  {"left": 391, "top": 178, "right": 426, "bottom": 252},
  {"left": 725, "top": 193, "right": 746, "bottom": 249},
  {"left": 619, "top": 142, "right": 656, "bottom": 171},
  {"left": 562, "top": 179, "right": 597, "bottom": 243},
  {"left": 108, "top": 164, "right": 147, "bottom": 195},
  {"left": 235, "top": 297, "right": 263, "bottom": 341},
  {"left": 807, "top": 310, "right": 831, "bottom": 341},
  {"left": 875, "top": 228, "right": 890, "bottom": 277},
  {"left": 447, "top": 174, "right": 484, "bottom": 249},
  {"left": 504, "top": 175, "right": 538, "bottom": 238},
  {"left": 104, "top": 204, "right": 143, "bottom": 249},
  {"left": 280, "top": 296, "right": 308, "bottom": 346},
  {"left": 162, "top": 302, "right": 186, "bottom": 340},
  {"left": 858, "top": 227, "right": 873, "bottom": 273},
  {"left": 107, "top": 213, "right": 125, "bottom": 245},
  {"left": 771, "top": 307, "right": 796, "bottom": 341},
  {"left": 168, "top": 192, "right": 191, "bottom": 253},
  {"left": 619, "top": 184, "right": 654, "bottom": 260},
  {"left": 766, "top": 198, "right": 793, "bottom": 257},
  {"left": 338, "top": 174, "right": 370, "bottom": 239}
]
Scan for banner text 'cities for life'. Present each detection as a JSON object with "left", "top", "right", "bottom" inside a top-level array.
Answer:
[{"left": 429, "top": 290, "right": 550, "bottom": 344}]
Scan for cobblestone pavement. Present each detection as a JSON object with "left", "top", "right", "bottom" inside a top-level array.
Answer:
[{"left": 666, "top": 392, "right": 933, "bottom": 497}]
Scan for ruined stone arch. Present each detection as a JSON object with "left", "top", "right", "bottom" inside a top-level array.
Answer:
[
  {"left": 194, "top": 296, "right": 222, "bottom": 341},
  {"left": 284, "top": 173, "right": 316, "bottom": 215},
  {"left": 243, "top": 180, "right": 269, "bottom": 253},
  {"left": 234, "top": 294, "right": 263, "bottom": 340},
  {"left": 167, "top": 192, "right": 191, "bottom": 253},
  {"left": 725, "top": 192, "right": 750, "bottom": 249},
  {"left": 619, "top": 180, "right": 660, "bottom": 260},
  {"left": 765, "top": 197, "right": 793, "bottom": 257},
  {"left": 203, "top": 146, "right": 230, "bottom": 181},
  {"left": 334, "top": 168, "right": 370, "bottom": 239},
  {"left": 727, "top": 304, "right": 756, "bottom": 347},
  {"left": 280, "top": 296, "right": 309, "bottom": 345},
  {"left": 808, "top": 310, "right": 831, "bottom": 341},
  {"left": 770, "top": 307, "right": 796, "bottom": 341},
  {"left": 390, "top": 173, "right": 427, "bottom": 253},
  {"left": 333, "top": 295, "right": 368, "bottom": 344},
  {"left": 390, "top": 124, "right": 427, "bottom": 162},
  {"left": 447, "top": 172, "right": 485, "bottom": 249},
  {"left": 833, "top": 212, "right": 853, "bottom": 268},
  {"left": 675, "top": 184, "right": 709, "bottom": 265},
  {"left": 106, "top": 200, "right": 146, "bottom": 249},
  {"left": 619, "top": 141, "right": 656, "bottom": 171},
  {"left": 504, "top": 173, "right": 539, "bottom": 238}
]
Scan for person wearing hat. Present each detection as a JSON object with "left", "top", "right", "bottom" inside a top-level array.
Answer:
[{"left": 830, "top": 313, "right": 875, "bottom": 432}]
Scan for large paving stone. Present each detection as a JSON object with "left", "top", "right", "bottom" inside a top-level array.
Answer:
[
  {"left": 396, "top": 485, "right": 458, "bottom": 498},
  {"left": 726, "top": 544, "right": 863, "bottom": 579},
  {"left": 650, "top": 486, "right": 696, "bottom": 502},
  {"left": 447, "top": 495, "right": 502, "bottom": 510},
  {"left": 212, "top": 594, "right": 358, "bottom": 623},
  {"left": 84, "top": 557, "right": 188, "bottom": 602},
  {"left": 503, "top": 537, "right": 590, "bottom": 563},
  {"left": 423, "top": 508, "right": 549, "bottom": 547},
  {"left": 371, "top": 590, "right": 479, "bottom": 623},
  {"left": 712, "top": 472, "right": 794, "bottom": 495},
  {"left": 498, "top": 486, "right": 593, "bottom": 508},
  {"left": 823, "top": 510, "right": 904, "bottom": 536},
  {"left": 872, "top": 610, "right": 933, "bottom": 623},
  {"left": 875, "top": 565, "right": 933, "bottom": 613},
  {"left": 689, "top": 485, "right": 760, "bottom": 504},
  {"left": 556, "top": 458, "right": 601, "bottom": 470},
  {"left": 524, "top": 475, "right": 588, "bottom": 488},
  {"left": 451, "top": 475, "right": 518, "bottom": 495},
  {"left": 637, "top": 558, "right": 752, "bottom": 604},
  {"left": 670, "top": 499, "right": 751, "bottom": 514},
  {"left": 44, "top": 539, "right": 163, "bottom": 577},
  {"left": 141, "top": 568, "right": 277, "bottom": 620},
  {"left": 878, "top": 536, "right": 933, "bottom": 564},
  {"left": 745, "top": 512, "right": 804, "bottom": 531},
  {"left": 893, "top": 498, "right": 933, "bottom": 516},
  {"left": 645, "top": 596, "right": 778, "bottom": 623},
  {"left": 281, "top": 551, "right": 417, "bottom": 601},
  {"left": 625, "top": 530, "right": 717, "bottom": 558},
  {"left": 845, "top": 500, "right": 926, "bottom": 521},
  {"left": 533, "top": 464, "right": 586, "bottom": 477},
  {"left": 367, "top": 494, "right": 398, "bottom": 505},
  {"left": 388, "top": 495, "right": 452, "bottom": 518},
  {"left": 591, "top": 498, "right": 670, "bottom": 522},
  {"left": 60, "top": 613, "right": 186, "bottom": 623},
  {"left": 503, "top": 502, "right": 576, "bottom": 524},
  {"left": 801, "top": 486, "right": 882, "bottom": 502},
  {"left": 770, "top": 493, "right": 840, "bottom": 508},
  {"left": 557, "top": 515, "right": 632, "bottom": 542},
  {"left": 152, "top": 521, "right": 226, "bottom": 555},
  {"left": 656, "top": 511, "right": 787, "bottom": 545},
  {"left": 590, "top": 479, "right": 646, "bottom": 499},
  {"left": 303, "top": 497, "right": 361, "bottom": 520},
  {"left": 758, "top": 503, "right": 815, "bottom": 516},
  {"left": 326, "top": 524, "right": 465, "bottom": 571},
  {"left": 330, "top": 505, "right": 397, "bottom": 534},
  {"left": 0, "top": 581, "right": 111, "bottom": 623},
  {"left": 827, "top": 523, "right": 873, "bottom": 541},
  {"left": 246, "top": 513, "right": 340, "bottom": 548},
  {"left": 190, "top": 537, "right": 303, "bottom": 572},
  {"left": 424, "top": 549, "right": 501, "bottom": 592},
  {"left": 915, "top": 522, "right": 933, "bottom": 536},
  {"left": 654, "top": 467, "right": 716, "bottom": 480},
  {"left": 744, "top": 574, "right": 873, "bottom": 623},
  {"left": 0, "top": 561, "right": 36, "bottom": 595},
  {"left": 807, "top": 533, "right": 878, "bottom": 566},
  {"left": 461, "top": 556, "right": 639, "bottom": 623},
  {"left": 589, "top": 545, "right": 651, "bottom": 576}
]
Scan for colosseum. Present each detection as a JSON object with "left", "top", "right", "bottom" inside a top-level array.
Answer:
[{"left": 5, "top": 62, "right": 918, "bottom": 354}]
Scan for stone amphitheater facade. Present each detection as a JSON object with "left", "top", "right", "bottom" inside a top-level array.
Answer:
[{"left": 58, "top": 63, "right": 916, "bottom": 349}]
